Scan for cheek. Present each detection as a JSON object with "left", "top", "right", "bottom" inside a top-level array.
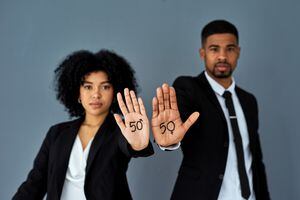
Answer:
[
  {"left": 79, "top": 91, "right": 90, "bottom": 106},
  {"left": 79, "top": 88, "right": 85, "bottom": 98},
  {"left": 105, "top": 91, "right": 114, "bottom": 104},
  {"left": 229, "top": 56, "right": 239, "bottom": 65},
  {"left": 79, "top": 92, "right": 87, "bottom": 101},
  {"left": 206, "top": 54, "right": 216, "bottom": 61},
  {"left": 205, "top": 56, "right": 216, "bottom": 66}
]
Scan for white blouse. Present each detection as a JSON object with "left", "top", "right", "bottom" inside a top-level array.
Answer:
[{"left": 60, "top": 135, "right": 94, "bottom": 200}]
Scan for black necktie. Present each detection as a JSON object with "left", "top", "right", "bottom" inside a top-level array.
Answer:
[{"left": 223, "top": 91, "right": 251, "bottom": 199}]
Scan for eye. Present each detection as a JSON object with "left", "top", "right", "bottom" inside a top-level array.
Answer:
[
  {"left": 209, "top": 47, "right": 218, "bottom": 52},
  {"left": 227, "top": 47, "right": 235, "bottom": 52},
  {"left": 101, "top": 84, "right": 112, "bottom": 90},
  {"left": 83, "top": 85, "right": 92, "bottom": 90},
  {"left": 227, "top": 46, "right": 237, "bottom": 52}
]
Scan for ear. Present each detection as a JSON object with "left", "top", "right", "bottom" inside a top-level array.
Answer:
[
  {"left": 199, "top": 48, "right": 205, "bottom": 61},
  {"left": 237, "top": 46, "right": 241, "bottom": 59}
]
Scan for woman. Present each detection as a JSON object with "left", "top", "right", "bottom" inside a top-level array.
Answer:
[{"left": 13, "top": 50, "right": 153, "bottom": 200}]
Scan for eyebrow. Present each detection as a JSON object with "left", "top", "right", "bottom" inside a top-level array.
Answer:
[
  {"left": 208, "top": 43, "right": 238, "bottom": 48},
  {"left": 208, "top": 44, "right": 219, "bottom": 48},
  {"left": 227, "top": 44, "right": 238, "bottom": 47},
  {"left": 82, "top": 80, "right": 111, "bottom": 85}
]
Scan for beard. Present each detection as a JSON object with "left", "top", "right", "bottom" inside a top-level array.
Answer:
[{"left": 210, "top": 62, "right": 233, "bottom": 78}]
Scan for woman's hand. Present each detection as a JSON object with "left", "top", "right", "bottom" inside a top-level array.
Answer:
[{"left": 114, "top": 88, "right": 150, "bottom": 151}]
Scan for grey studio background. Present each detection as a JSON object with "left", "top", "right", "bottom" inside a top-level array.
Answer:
[{"left": 0, "top": 0, "right": 299, "bottom": 199}]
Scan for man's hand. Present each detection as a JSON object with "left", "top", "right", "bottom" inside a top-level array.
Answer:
[{"left": 151, "top": 83, "right": 199, "bottom": 147}]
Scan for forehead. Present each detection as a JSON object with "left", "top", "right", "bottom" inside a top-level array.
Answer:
[
  {"left": 203, "top": 33, "right": 238, "bottom": 47},
  {"left": 83, "top": 71, "right": 109, "bottom": 83}
]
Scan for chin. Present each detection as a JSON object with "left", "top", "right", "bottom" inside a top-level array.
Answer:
[
  {"left": 87, "top": 110, "right": 110, "bottom": 117},
  {"left": 214, "top": 71, "right": 232, "bottom": 78}
]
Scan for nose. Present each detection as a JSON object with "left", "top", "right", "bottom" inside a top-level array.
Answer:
[
  {"left": 91, "top": 88, "right": 102, "bottom": 99},
  {"left": 218, "top": 49, "right": 227, "bottom": 62}
]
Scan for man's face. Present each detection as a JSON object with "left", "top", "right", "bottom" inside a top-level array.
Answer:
[{"left": 200, "top": 33, "right": 240, "bottom": 80}]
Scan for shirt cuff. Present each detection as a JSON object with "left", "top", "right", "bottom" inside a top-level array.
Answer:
[{"left": 158, "top": 142, "right": 181, "bottom": 151}]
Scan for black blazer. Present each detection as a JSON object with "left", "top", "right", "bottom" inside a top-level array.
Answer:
[
  {"left": 171, "top": 72, "right": 270, "bottom": 200},
  {"left": 13, "top": 114, "right": 154, "bottom": 200}
]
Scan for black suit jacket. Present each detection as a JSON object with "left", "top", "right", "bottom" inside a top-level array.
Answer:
[
  {"left": 13, "top": 114, "right": 154, "bottom": 200},
  {"left": 171, "top": 72, "right": 270, "bottom": 200}
]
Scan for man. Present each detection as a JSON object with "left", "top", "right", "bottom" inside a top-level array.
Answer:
[{"left": 151, "top": 20, "right": 270, "bottom": 200}]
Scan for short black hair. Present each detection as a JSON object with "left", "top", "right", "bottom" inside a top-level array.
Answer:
[
  {"left": 54, "top": 49, "right": 137, "bottom": 117},
  {"left": 201, "top": 20, "right": 239, "bottom": 45}
]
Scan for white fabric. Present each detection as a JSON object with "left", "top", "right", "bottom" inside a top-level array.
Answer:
[
  {"left": 159, "top": 142, "right": 181, "bottom": 151},
  {"left": 60, "top": 135, "right": 94, "bottom": 200},
  {"left": 205, "top": 71, "right": 255, "bottom": 200}
]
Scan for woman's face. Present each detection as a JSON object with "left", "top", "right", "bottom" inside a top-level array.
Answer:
[{"left": 79, "top": 71, "right": 114, "bottom": 118}]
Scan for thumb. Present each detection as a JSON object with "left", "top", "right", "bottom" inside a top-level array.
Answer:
[
  {"left": 114, "top": 114, "right": 126, "bottom": 131},
  {"left": 182, "top": 112, "right": 200, "bottom": 132}
]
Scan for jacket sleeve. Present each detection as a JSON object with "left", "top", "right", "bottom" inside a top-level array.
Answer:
[
  {"left": 12, "top": 126, "right": 56, "bottom": 200},
  {"left": 173, "top": 76, "right": 198, "bottom": 122},
  {"left": 252, "top": 97, "right": 271, "bottom": 200},
  {"left": 173, "top": 76, "right": 201, "bottom": 148},
  {"left": 118, "top": 132, "right": 154, "bottom": 158}
]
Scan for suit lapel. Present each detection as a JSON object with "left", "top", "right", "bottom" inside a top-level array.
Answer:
[
  {"left": 86, "top": 114, "right": 115, "bottom": 173},
  {"left": 55, "top": 117, "right": 83, "bottom": 197},
  {"left": 235, "top": 87, "right": 256, "bottom": 152},
  {"left": 196, "top": 72, "right": 227, "bottom": 124},
  {"left": 53, "top": 114, "right": 117, "bottom": 197}
]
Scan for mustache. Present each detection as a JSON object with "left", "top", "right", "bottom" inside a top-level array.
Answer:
[{"left": 214, "top": 62, "right": 231, "bottom": 68}]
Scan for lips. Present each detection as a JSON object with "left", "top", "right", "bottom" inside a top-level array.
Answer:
[
  {"left": 215, "top": 63, "right": 231, "bottom": 72},
  {"left": 89, "top": 102, "right": 103, "bottom": 109}
]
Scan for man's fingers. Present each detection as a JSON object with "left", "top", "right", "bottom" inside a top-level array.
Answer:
[
  {"left": 156, "top": 87, "right": 165, "bottom": 113},
  {"left": 182, "top": 112, "right": 200, "bottom": 131},
  {"left": 162, "top": 83, "right": 170, "bottom": 109},
  {"left": 170, "top": 87, "right": 179, "bottom": 111},
  {"left": 152, "top": 97, "right": 158, "bottom": 118}
]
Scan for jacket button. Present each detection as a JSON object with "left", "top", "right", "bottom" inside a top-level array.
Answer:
[{"left": 219, "top": 174, "right": 224, "bottom": 180}]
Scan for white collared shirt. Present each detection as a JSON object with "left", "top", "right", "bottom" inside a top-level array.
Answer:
[
  {"left": 60, "top": 135, "right": 94, "bottom": 200},
  {"left": 205, "top": 71, "right": 255, "bottom": 200}
]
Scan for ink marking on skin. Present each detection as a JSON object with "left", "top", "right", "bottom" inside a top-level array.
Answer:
[
  {"left": 160, "top": 121, "right": 175, "bottom": 134},
  {"left": 130, "top": 119, "right": 143, "bottom": 132},
  {"left": 160, "top": 122, "right": 166, "bottom": 134},
  {"left": 167, "top": 121, "right": 175, "bottom": 134},
  {"left": 136, "top": 119, "right": 143, "bottom": 130}
]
